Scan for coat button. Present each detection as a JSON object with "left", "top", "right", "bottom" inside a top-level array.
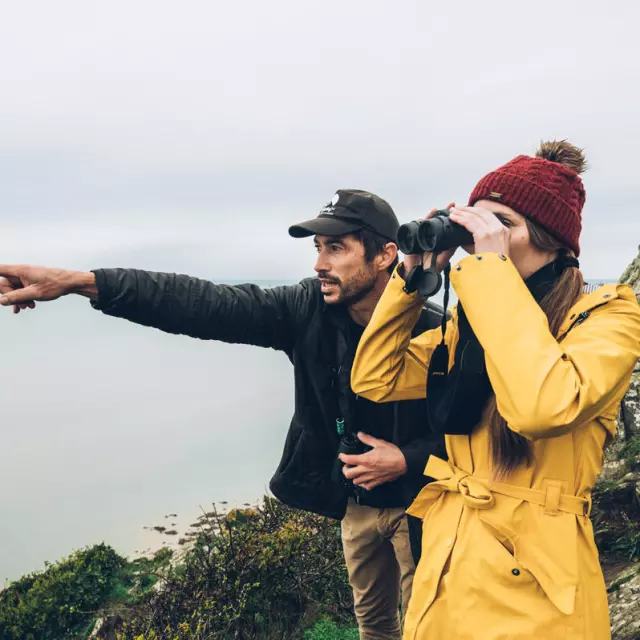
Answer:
[
  {"left": 512, "top": 568, "right": 520, "bottom": 576},
  {"left": 499, "top": 254, "right": 507, "bottom": 261},
  {"left": 476, "top": 255, "right": 483, "bottom": 260},
  {"left": 456, "top": 265, "right": 462, "bottom": 271},
  {"left": 603, "top": 294, "right": 611, "bottom": 299}
]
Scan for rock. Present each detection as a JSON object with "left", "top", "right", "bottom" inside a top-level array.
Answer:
[
  {"left": 621, "top": 371, "right": 640, "bottom": 440},
  {"left": 602, "top": 249, "right": 640, "bottom": 480},
  {"left": 619, "top": 245, "right": 640, "bottom": 299},
  {"left": 89, "top": 615, "right": 123, "bottom": 639},
  {"left": 606, "top": 562, "right": 640, "bottom": 640},
  {"left": 601, "top": 458, "right": 627, "bottom": 480},
  {"left": 597, "top": 248, "right": 640, "bottom": 639}
]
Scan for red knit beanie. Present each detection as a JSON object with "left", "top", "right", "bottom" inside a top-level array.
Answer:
[{"left": 468, "top": 140, "right": 587, "bottom": 256}]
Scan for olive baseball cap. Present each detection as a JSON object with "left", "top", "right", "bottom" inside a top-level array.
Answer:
[{"left": 288, "top": 189, "right": 399, "bottom": 243}]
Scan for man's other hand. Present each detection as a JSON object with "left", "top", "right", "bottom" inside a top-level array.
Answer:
[
  {"left": 0, "top": 265, "right": 98, "bottom": 314},
  {"left": 339, "top": 432, "right": 408, "bottom": 491}
]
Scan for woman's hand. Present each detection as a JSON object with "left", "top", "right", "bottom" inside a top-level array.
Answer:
[
  {"left": 449, "top": 206, "right": 510, "bottom": 256},
  {"left": 402, "top": 204, "right": 457, "bottom": 275}
]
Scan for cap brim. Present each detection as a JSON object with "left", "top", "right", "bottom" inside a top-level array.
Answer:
[{"left": 288, "top": 217, "right": 363, "bottom": 238}]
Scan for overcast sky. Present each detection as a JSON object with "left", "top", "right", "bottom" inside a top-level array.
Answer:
[
  {"left": 2, "top": 0, "right": 639, "bottom": 279},
  {"left": 1, "top": 0, "right": 639, "bottom": 580}
]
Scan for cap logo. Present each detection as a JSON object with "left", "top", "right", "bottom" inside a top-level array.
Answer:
[
  {"left": 319, "top": 192, "right": 340, "bottom": 215},
  {"left": 489, "top": 192, "right": 502, "bottom": 200}
]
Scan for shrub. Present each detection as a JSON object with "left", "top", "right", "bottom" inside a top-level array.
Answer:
[
  {"left": 0, "top": 543, "right": 125, "bottom": 640},
  {"left": 117, "top": 497, "right": 354, "bottom": 639},
  {"left": 592, "top": 477, "right": 640, "bottom": 562}
]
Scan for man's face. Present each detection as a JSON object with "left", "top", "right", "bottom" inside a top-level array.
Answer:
[{"left": 313, "top": 234, "right": 377, "bottom": 305}]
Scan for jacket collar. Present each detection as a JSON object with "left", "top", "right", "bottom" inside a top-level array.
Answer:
[{"left": 557, "top": 283, "right": 620, "bottom": 340}]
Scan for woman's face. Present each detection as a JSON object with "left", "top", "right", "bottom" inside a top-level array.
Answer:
[{"left": 462, "top": 200, "right": 558, "bottom": 279}]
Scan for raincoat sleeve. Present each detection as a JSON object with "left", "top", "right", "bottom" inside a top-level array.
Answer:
[
  {"left": 452, "top": 253, "right": 640, "bottom": 440},
  {"left": 351, "top": 266, "right": 457, "bottom": 403}
]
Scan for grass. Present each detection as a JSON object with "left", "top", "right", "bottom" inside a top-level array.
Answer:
[{"left": 304, "top": 618, "right": 359, "bottom": 640}]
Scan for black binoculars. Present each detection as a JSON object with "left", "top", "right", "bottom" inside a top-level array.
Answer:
[
  {"left": 397, "top": 209, "right": 474, "bottom": 255},
  {"left": 332, "top": 434, "right": 372, "bottom": 488}
]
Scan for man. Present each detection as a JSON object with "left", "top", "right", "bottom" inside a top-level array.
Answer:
[{"left": 0, "top": 189, "right": 445, "bottom": 639}]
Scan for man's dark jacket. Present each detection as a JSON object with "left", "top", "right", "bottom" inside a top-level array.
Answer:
[{"left": 91, "top": 269, "right": 447, "bottom": 521}]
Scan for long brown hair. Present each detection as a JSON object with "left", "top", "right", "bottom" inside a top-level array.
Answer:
[{"left": 487, "top": 220, "right": 584, "bottom": 477}]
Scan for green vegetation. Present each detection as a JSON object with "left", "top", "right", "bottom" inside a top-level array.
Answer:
[
  {"left": 0, "top": 543, "right": 125, "bottom": 640},
  {"left": 303, "top": 618, "right": 360, "bottom": 640},
  {"left": 621, "top": 435, "right": 640, "bottom": 470},
  {"left": 592, "top": 473, "right": 640, "bottom": 562},
  {"left": 118, "top": 498, "right": 355, "bottom": 639},
  {"left": 0, "top": 498, "right": 358, "bottom": 639}
]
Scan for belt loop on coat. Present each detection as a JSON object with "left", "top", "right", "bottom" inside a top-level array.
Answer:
[{"left": 543, "top": 482, "right": 562, "bottom": 516}]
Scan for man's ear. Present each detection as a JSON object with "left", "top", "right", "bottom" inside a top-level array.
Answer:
[{"left": 376, "top": 242, "right": 398, "bottom": 272}]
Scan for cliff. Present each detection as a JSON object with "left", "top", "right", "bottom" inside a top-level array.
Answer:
[{"left": 600, "top": 245, "right": 640, "bottom": 640}]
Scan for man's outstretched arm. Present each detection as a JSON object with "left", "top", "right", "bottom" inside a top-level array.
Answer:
[{"left": 0, "top": 265, "right": 312, "bottom": 351}]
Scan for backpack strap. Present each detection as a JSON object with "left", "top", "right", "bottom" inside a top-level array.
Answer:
[
  {"left": 414, "top": 299, "right": 447, "bottom": 335},
  {"left": 333, "top": 322, "right": 357, "bottom": 438}
]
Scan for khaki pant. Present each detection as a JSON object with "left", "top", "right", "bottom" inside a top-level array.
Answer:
[{"left": 341, "top": 499, "right": 416, "bottom": 640}]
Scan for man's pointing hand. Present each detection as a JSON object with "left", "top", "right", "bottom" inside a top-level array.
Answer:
[{"left": 0, "top": 265, "right": 98, "bottom": 314}]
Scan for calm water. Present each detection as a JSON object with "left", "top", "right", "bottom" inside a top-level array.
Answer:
[{"left": 0, "top": 277, "right": 613, "bottom": 581}]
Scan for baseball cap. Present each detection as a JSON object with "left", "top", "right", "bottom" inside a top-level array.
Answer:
[{"left": 288, "top": 189, "right": 399, "bottom": 243}]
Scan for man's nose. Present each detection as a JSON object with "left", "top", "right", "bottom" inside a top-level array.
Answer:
[{"left": 314, "top": 252, "right": 329, "bottom": 274}]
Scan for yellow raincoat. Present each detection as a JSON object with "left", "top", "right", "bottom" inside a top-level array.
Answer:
[{"left": 351, "top": 253, "right": 640, "bottom": 640}]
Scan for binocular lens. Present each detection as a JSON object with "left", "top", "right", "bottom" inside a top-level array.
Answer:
[{"left": 397, "top": 211, "right": 474, "bottom": 254}]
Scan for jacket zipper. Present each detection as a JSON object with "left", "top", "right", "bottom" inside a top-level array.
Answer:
[{"left": 559, "top": 302, "right": 608, "bottom": 342}]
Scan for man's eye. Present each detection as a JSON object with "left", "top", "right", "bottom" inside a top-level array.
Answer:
[{"left": 330, "top": 244, "right": 342, "bottom": 252}]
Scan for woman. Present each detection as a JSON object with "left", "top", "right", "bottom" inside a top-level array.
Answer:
[{"left": 350, "top": 140, "right": 640, "bottom": 639}]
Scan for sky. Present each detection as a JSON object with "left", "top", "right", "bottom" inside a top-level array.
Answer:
[{"left": 1, "top": 0, "right": 639, "bottom": 580}]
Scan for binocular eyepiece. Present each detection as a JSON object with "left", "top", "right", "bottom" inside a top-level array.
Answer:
[{"left": 397, "top": 209, "right": 474, "bottom": 255}]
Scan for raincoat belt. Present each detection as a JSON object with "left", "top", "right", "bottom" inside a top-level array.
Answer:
[{"left": 408, "top": 456, "right": 591, "bottom": 519}]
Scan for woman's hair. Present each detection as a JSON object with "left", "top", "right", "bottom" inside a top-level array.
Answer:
[{"left": 488, "top": 140, "right": 587, "bottom": 477}]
